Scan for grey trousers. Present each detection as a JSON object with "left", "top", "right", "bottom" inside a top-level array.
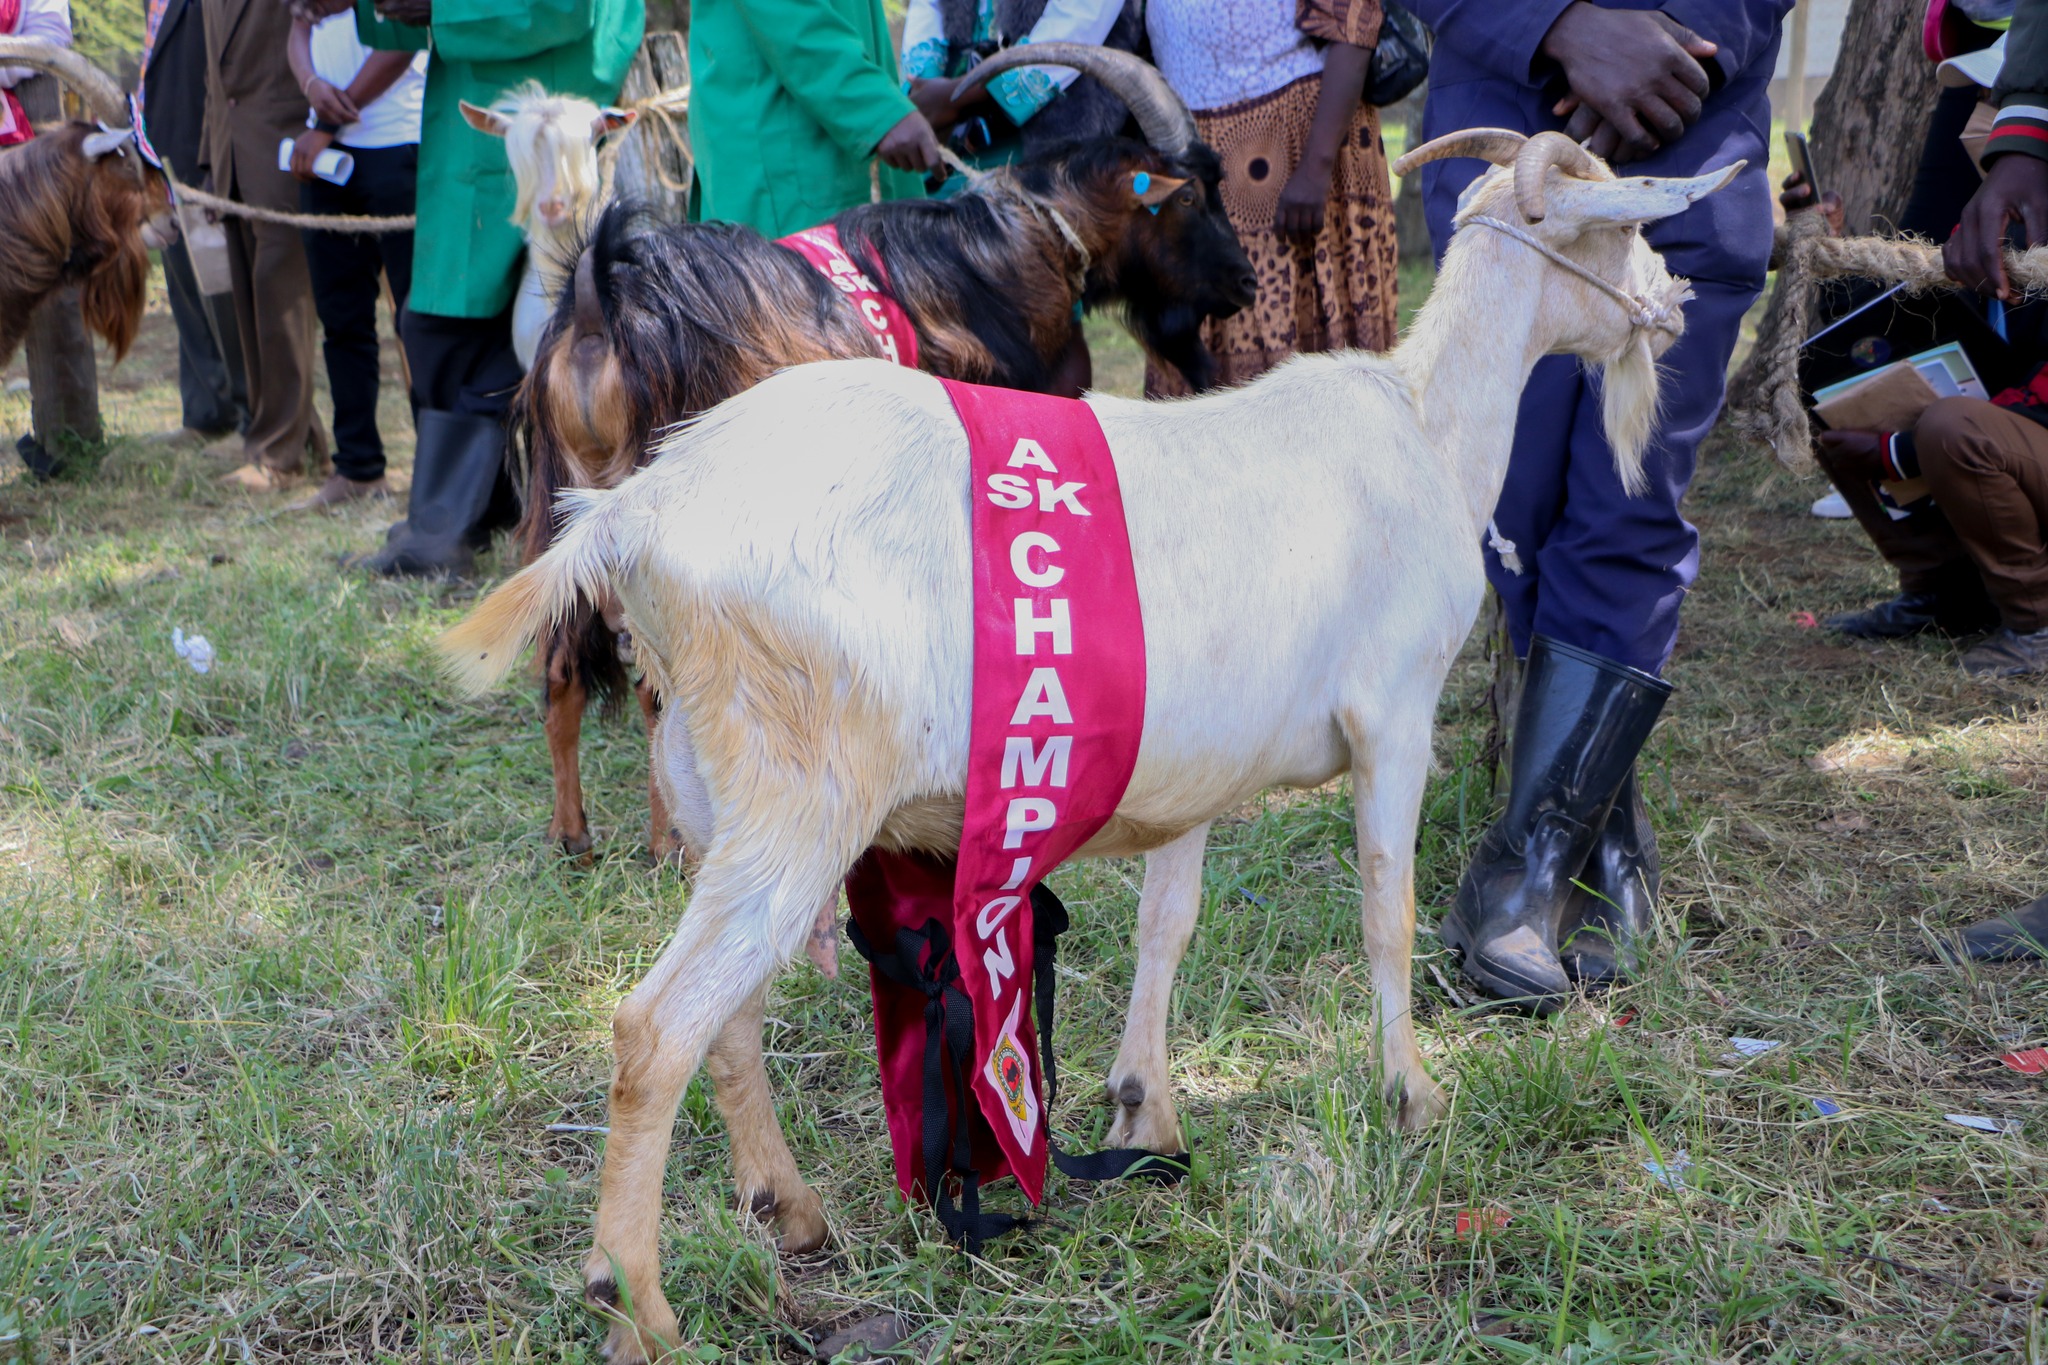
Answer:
[{"left": 161, "top": 235, "right": 247, "bottom": 437}]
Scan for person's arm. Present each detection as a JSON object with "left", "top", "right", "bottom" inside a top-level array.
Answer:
[
  {"left": 292, "top": 17, "right": 362, "bottom": 126},
  {"left": 0, "top": 0, "right": 73, "bottom": 90},
  {"left": 1949, "top": 0, "right": 2048, "bottom": 297},
  {"left": 985, "top": 0, "right": 1120, "bottom": 127},
  {"left": 1402, "top": 0, "right": 1573, "bottom": 85},
  {"left": 729, "top": 0, "right": 936, "bottom": 167},
  {"left": 424, "top": 0, "right": 592, "bottom": 64},
  {"left": 1277, "top": 0, "right": 1380, "bottom": 239},
  {"left": 1540, "top": 4, "right": 1717, "bottom": 164},
  {"left": 1655, "top": 0, "right": 1794, "bottom": 88},
  {"left": 346, "top": 49, "right": 417, "bottom": 109}
]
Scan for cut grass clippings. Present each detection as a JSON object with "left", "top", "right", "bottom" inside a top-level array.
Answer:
[{"left": 0, "top": 284, "right": 2044, "bottom": 1363}]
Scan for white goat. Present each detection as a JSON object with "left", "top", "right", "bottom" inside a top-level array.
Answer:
[
  {"left": 442, "top": 129, "right": 1739, "bottom": 1363},
  {"left": 460, "top": 83, "right": 637, "bottom": 370}
]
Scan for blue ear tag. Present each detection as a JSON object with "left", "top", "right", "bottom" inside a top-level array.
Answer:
[{"left": 1133, "top": 170, "right": 1159, "bottom": 213}]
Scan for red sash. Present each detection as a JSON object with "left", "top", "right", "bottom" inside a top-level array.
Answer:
[
  {"left": 775, "top": 223, "right": 919, "bottom": 368},
  {"left": 846, "top": 380, "right": 1146, "bottom": 1225},
  {"left": 0, "top": 0, "right": 31, "bottom": 149}
]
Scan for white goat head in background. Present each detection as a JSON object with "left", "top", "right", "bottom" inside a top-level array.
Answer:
[
  {"left": 1396, "top": 129, "right": 1737, "bottom": 493},
  {"left": 461, "top": 82, "right": 638, "bottom": 370}
]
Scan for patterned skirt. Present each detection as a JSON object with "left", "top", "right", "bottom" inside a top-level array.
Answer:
[{"left": 1147, "top": 72, "right": 1399, "bottom": 395}]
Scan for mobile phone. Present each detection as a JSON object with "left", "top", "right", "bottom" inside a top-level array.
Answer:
[{"left": 1785, "top": 130, "right": 1821, "bottom": 198}]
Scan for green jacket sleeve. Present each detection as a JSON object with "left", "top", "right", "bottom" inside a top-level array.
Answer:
[
  {"left": 432, "top": 0, "right": 594, "bottom": 64},
  {"left": 355, "top": 1, "right": 429, "bottom": 52},
  {"left": 1991, "top": 0, "right": 2048, "bottom": 165},
  {"left": 729, "top": 0, "right": 916, "bottom": 159}
]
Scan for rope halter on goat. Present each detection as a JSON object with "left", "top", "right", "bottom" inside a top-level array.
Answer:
[
  {"left": 1459, "top": 213, "right": 1689, "bottom": 342},
  {"left": 936, "top": 143, "right": 1092, "bottom": 302}
]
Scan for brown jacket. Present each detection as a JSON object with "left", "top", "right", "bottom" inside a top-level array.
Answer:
[{"left": 200, "top": 0, "right": 306, "bottom": 209}]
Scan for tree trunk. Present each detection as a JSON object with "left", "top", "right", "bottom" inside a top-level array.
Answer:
[
  {"left": 1729, "top": 0, "right": 1939, "bottom": 408},
  {"left": 1808, "top": 0, "right": 1940, "bottom": 236},
  {"left": 611, "top": 30, "right": 693, "bottom": 224}
]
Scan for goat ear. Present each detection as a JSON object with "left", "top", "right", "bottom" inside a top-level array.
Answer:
[
  {"left": 1131, "top": 170, "right": 1187, "bottom": 210},
  {"left": 1543, "top": 161, "right": 1746, "bottom": 227},
  {"left": 81, "top": 126, "right": 133, "bottom": 159},
  {"left": 592, "top": 107, "right": 639, "bottom": 139},
  {"left": 460, "top": 100, "right": 510, "bottom": 137}
]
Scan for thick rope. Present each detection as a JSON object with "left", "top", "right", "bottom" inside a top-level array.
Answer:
[
  {"left": 1728, "top": 213, "right": 2048, "bottom": 471},
  {"left": 612, "top": 84, "right": 692, "bottom": 195},
  {"left": 164, "top": 168, "right": 416, "bottom": 232}
]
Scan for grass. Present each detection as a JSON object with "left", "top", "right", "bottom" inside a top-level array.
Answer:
[{"left": 2, "top": 273, "right": 2046, "bottom": 1365}]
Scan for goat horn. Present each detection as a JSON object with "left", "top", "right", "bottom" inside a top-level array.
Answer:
[
  {"left": 1513, "top": 130, "right": 1613, "bottom": 223},
  {"left": 1390, "top": 128, "right": 1528, "bottom": 178},
  {"left": 951, "top": 43, "right": 1197, "bottom": 159},
  {"left": 0, "top": 37, "right": 130, "bottom": 127}
]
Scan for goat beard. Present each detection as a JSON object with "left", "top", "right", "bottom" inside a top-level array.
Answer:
[{"left": 1600, "top": 329, "right": 1661, "bottom": 499}]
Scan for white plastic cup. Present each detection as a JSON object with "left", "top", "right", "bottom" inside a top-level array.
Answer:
[{"left": 278, "top": 136, "right": 355, "bottom": 186}]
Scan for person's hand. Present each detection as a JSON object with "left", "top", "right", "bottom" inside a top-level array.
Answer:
[
  {"left": 304, "top": 75, "right": 360, "bottom": 126},
  {"left": 908, "top": 76, "right": 983, "bottom": 136},
  {"left": 1946, "top": 152, "right": 2048, "bottom": 299},
  {"left": 289, "top": 0, "right": 352, "bottom": 20},
  {"left": 1815, "top": 429, "right": 1888, "bottom": 483},
  {"left": 290, "top": 128, "right": 334, "bottom": 182},
  {"left": 875, "top": 109, "right": 942, "bottom": 172},
  {"left": 1275, "top": 163, "right": 1330, "bottom": 239},
  {"left": 1542, "top": 4, "right": 1717, "bottom": 165},
  {"left": 1780, "top": 170, "right": 1844, "bottom": 236},
  {"left": 377, "top": 0, "right": 431, "bottom": 26}
]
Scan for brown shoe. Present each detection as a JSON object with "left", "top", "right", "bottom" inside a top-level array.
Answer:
[
  {"left": 287, "top": 473, "right": 391, "bottom": 511},
  {"left": 219, "top": 463, "right": 300, "bottom": 493},
  {"left": 1961, "top": 626, "right": 2048, "bottom": 678}
]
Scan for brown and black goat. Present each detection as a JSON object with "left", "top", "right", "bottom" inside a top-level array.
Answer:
[
  {"left": 514, "top": 43, "right": 1257, "bottom": 858},
  {"left": 0, "top": 39, "right": 176, "bottom": 369}
]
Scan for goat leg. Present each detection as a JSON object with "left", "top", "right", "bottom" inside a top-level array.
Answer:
[
  {"left": 705, "top": 981, "right": 827, "bottom": 1250},
  {"left": 1346, "top": 706, "right": 1447, "bottom": 1131},
  {"left": 1106, "top": 823, "right": 1210, "bottom": 1154},
  {"left": 543, "top": 639, "right": 594, "bottom": 857},
  {"left": 635, "top": 677, "right": 682, "bottom": 863}
]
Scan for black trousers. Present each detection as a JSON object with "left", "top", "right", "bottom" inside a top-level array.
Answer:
[
  {"left": 398, "top": 303, "right": 525, "bottom": 539},
  {"left": 300, "top": 142, "right": 418, "bottom": 482},
  {"left": 161, "top": 235, "right": 247, "bottom": 436}
]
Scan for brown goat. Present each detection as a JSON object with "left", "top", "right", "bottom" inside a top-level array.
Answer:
[
  {"left": 518, "top": 130, "right": 1256, "bottom": 859},
  {"left": 0, "top": 120, "right": 171, "bottom": 369}
]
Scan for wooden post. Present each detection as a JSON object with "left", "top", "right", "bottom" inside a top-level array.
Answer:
[{"left": 14, "top": 72, "right": 103, "bottom": 464}]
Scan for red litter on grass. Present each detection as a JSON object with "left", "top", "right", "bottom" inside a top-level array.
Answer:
[
  {"left": 1455, "top": 1208, "right": 1512, "bottom": 1239},
  {"left": 1611, "top": 1010, "right": 1637, "bottom": 1028},
  {"left": 2001, "top": 1047, "right": 2048, "bottom": 1075},
  {"left": 1791, "top": 611, "right": 1820, "bottom": 629}
]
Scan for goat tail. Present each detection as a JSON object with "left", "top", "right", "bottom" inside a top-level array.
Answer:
[{"left": 439, "top": 488, "right": 622, "bottom": 696}]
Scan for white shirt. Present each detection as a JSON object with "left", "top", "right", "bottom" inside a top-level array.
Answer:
[
  {"left": 1, "top": 0, "right": 75, "bottom": 91},
  {"left": 307, "top": 11, "right": 425, "bottom": 149},
  {"left": 1146, "top": 0, "right": 1325, "bottom": 113}
]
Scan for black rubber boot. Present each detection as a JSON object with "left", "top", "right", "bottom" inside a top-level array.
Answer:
[
  {"left": 1935, "top": 892, "right": 2048, "bottom": 963},
  {"left": 1441, "top": 637, "right": 1673, "bottom": 1013},
  {"left": 358, "top": 410, "right": 506, "bottom": 578},
  {"left": 1558, "top": 765, "right": 1658, "bottom": 986}
]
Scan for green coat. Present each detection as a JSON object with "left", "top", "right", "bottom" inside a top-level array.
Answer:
[
  {"left": 355, "top": 0, "right": 645, "bottom": 318},
  {"left": 689, "top": 0, "right": 924, "bottom": 237}
]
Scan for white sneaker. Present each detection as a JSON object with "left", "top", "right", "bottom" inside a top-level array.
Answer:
[{"left": 1811, "top": 491, "right": 1853, "bottom": 519}]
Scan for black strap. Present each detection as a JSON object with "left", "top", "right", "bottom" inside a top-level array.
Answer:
[
  {"left": 846, "top": 914, "right": 1020, "bottom": 1253},
  {"left": 1029, "top": 883, "right": 1193, "bottom": 1187},
  {"left": 847, "top": 883, "right": 1190, "bottom": 1255}
]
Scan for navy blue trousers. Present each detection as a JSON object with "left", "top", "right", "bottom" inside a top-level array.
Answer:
[{"left": 1485, "top": 279, "right": 1757, "bottom": 674}]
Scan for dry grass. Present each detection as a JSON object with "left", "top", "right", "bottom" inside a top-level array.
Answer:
[{"left": 0, "top": 285, "right": 2043, "bottom": 1364}]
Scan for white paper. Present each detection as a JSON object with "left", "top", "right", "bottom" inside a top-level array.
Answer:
[
  {"left": 1723, "top": 1037, "right": 1782, "bottom": 1062},
  {"left": 1944, "top": 1113, "right": 2017, "bottom": 1135},
  {"left": 171, "top": 628, "right": 215, "bottom": 674}
]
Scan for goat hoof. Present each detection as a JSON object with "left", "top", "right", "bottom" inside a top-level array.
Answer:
[
  {"left": 587, "top": 1280, "right": 678, "bottom": 1365},
  {"left": 1389, "top": 1075, "right": 1447, "bottom": 1132},
  {"left": 553, "top": 828, "right": 595, "bottom": 859},
  {"left": 774, "top": 1184, "right": 828, "bottom": 1253}
]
